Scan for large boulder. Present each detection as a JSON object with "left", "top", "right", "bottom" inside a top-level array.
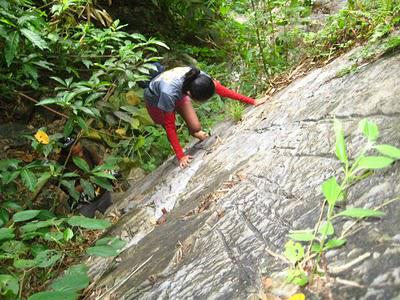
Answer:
[{"left": 85, "top": 48, "right": 400, "bottom": 299}]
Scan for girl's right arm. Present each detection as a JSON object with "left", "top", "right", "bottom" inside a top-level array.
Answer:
[{"left": 164, "top": 111, "right": 192, "bottom": 167}]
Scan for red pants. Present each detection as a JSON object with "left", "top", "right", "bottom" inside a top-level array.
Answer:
[{"left": 145, "top": 96, "right": 190, "bottom": 125}]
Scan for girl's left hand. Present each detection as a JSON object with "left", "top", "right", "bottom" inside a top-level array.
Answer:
[{"left": 254, "top": 95, "right": 270, "bottom": 106}]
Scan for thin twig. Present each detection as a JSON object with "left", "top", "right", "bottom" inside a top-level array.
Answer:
[
  {"left": 328, "top": 252, "right": 371, "bottom": 274},
  {"left": 304, "top": 199, "right": 327, "bottom": 262},
  {"left": 16, "top": 91, "right": 68, "bottom": 119}
]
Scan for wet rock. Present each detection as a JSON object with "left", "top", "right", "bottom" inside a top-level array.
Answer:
[{"left": 85, "top": 49, "right": 400, "bottom": 299}]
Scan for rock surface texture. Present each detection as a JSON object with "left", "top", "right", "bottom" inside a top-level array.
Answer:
[{"left": 86, "top": 49, "right": 400, "bottom": 300}]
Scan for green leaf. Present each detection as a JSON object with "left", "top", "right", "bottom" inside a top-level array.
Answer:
[
  {"left": 0, "top": 228, "right": 15, "bottom": 241},
  {"left": 324, "top": 239, "right": 346, "bottom": 250},
  {"left": 0, "top": 274, "right": 19, "bottom": 296},
  {"left": 80, "top": 179, "right": 95, "bottom": 199},
  {"left": 37, "top": 98, "right": 61, "bottom": 106},
  {"left": 287, "top": 230, "right": 314, "bottom": 241},
  {"left": 28, "top": 291, "right": 78, "bottom": 300},
  {"left": 21, "top": 169, "right": 37, "bottom": 191},
  {"left": 20, "top": 28, "right": 48, "bottom": 49},
  {"left": 2, "top": 201, "right": 22, "bottom": 211},
  {"left": 96, "top": 237, "right": 127, "bottom": 250},
  {"left": 35, "top": 250, "right": 61, "bottom": 268},
  {"left": 284, "top": 240, "right": 305, "bottom": 264},
  {"left": 50, "top": 264, "right": 89, "bottom": 292},
  {"left": 357, "top": 156, "right": 393, "bottom": 169},
  {"left": 92, "top": 171, "right": 116, "bottom": 180},
  {"left": 375, "top": 144, "right": 400, "bottom": 159},
  {"left": 311, "top": 243, "right": 321, "bottom": 253},
  {"left": 72, "top": 156, "right": 90, "bottom": 173},
  {"left": 44, "top": 231, "right": 64, "bottom": 242},
  {"left": 67, "top": 216, "right": 111, "bottom": 230},
  {"left": 86, "top": 245, "right": 119, "bottom": 257},
  {"left": 13, "top": 258, "right": 37, "bottom": 269},
  {"left": 62, "top": 172, "right": 79, "bottom": 178},
  {"left": 76, "top": 117, "right": 87, "bottom": 130},
  {"left": 318, "top": 221, "right": 334, "bottom": 237},
  {"left": 359, "top": 119, "right": 379, "bottom": 142},
  {"left": 91, "top": 176, "right": 113, "bottom": 191},
  {"left": 2, "top": 170, "right": 20, "bottom": 185},
  {"left": 321, "top": 177, "right": 343, "bottom": 206},
  {"left": 337, "top": 208, "right": 385, "bottom": 219},
  {"left": 5, "top": 31, "right": 19, "bottom": 66},
  {"left": 286, "top": 268, "right": 308, "bottom": 286},
  {"left": 1, "top": 240, "right": 28, "bottom": 255},
  {"left": 334, "top": 118, "right": 348, "bottom": 163},
  {"left": 20, "top": 218, "right": 65, "bottom": 233},
  {"left": 63, "top": 228, "right": 74, "bottom": 241},
  {"left": 0, "top": 208, "right": 9, "bottom": 226},
  {"left": 148, "top": 40, "right": 170, "bottom": 49},
  {"left": 64, "top": 118, "right": 74, "bottom": 137},
  {"left": 13, "top": 210, "right": 41, "bottom": 222},
  {"left": 0, "top": 159, "right": 21, "bottom": 170},
  {"left": 60, "top": 180, "right": 80, "bottom": 201}
]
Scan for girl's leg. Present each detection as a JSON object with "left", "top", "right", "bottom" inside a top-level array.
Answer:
[
  {"left": 175, "top": 97, "right": 201, "bottom": 135},
  {"left": 145, "top": 102, "right": 165, "bottom": 125}
]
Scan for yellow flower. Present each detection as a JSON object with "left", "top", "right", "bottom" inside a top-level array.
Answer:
[
  {"left": 289, "top": 293, "right": 305, "bottom": 300},
  {"left": 34, "top": 130, "right": 49, "bottom": 144}
]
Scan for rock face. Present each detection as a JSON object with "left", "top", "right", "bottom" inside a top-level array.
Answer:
[{"left": 85, "top": 49, "right": 400, "bottom": 300}]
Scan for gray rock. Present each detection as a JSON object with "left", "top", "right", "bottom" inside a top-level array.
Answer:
[{"left": 85, "top": 49, "right": 400, "bottom": 299}]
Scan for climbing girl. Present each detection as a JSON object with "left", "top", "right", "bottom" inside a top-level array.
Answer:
[{"left": 144, "top": 66, "right": 268, "bottom": 168}]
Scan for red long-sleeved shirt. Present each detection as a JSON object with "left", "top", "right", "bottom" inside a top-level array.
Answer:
[{"left": 164, "top": 81, "right": 256, "bottom": 160}]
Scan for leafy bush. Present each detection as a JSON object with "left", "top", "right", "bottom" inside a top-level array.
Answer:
[{"left": 0, "top": 204, "right": 126, "bottom": 299}]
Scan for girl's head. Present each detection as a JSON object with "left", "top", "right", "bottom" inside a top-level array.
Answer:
[{"left": 182, "top": 67, "right": 215, "bottom": 102}]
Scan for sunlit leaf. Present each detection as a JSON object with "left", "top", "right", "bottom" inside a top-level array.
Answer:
[
  {"left": 337, "top": 208, "right": 385, "bottom": 218},
  {"left": 357, "top": 156, "right": 393, "bottom": 169},
  {"left": 333, "top": 118, "right": 348, "bottom": 163},
  {"left": 324, "top": 239, "right": 346, "bottom": 250},
  {"left": 63, "top": 228, "right": 74, "bottom": 242},
  {"left": 359, "top": 119, "right": 379, "bottom": 142},
  {"left": 286, "top": 268, "right": 308, "bottom": 286},
  {"left": 321, "top": 177, "right": 343, "bottom": 206},
  {"left": 318, "top": 221, "right": 334, "bottom": 237},
  {"left": 375, "top": 144, "right": 400, "bottom": 159},
  {"left": 287, "top": 230, "right": 314, "bottom": 241},
  {"left": 284, "top": 240, "right": 305, "bottom": 264}
]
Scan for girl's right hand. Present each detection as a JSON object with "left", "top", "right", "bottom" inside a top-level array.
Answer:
[
  {"left": 193, "top": 130, "right": 208, "bottom": 141},
  {"left": 179, "top": 155, "right": 193, "bottom": 168}
]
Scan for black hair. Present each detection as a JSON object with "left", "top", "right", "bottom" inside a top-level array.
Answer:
[{"left": 182, "top": 67, "right": 215, "bottom": 102}]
